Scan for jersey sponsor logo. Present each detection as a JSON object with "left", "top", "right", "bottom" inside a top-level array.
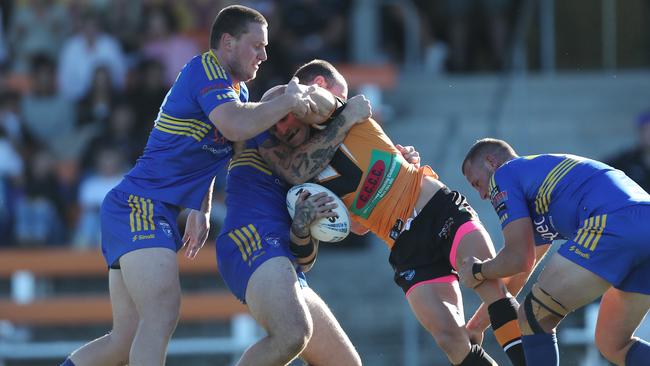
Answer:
[
  {"left": 491, "top": 191, "right": 508, "bottom": 210},
  {"left": 350, "top": 150, "right": 401, "bottom": 219},
  {"left": 533, "top": 216, "right": 559, "bottom": 242},
  {"left": 399, "top": 269, "right": 416, "bottom": 281},
  {"left": 132, "top": 233, "right": 156, "bottom": 242},
  {"left": 568, "top": 245, "right": 591, "bottom": 259},
  {"left": 199, "top": 81, "right": 231, "bottom": 96},
  {"left": 438, "top": 217, "right": 454, "bottom": 240},
  {"left": 356, "top": 160, "right": 385, "bottom": 209},
  {"left": 202, "top": 144, "right": 232, "bottom": 156}
]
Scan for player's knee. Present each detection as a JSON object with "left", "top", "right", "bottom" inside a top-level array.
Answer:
[
  {"left": 430, "top": 326, "right": 469, "bottom": 357},
  {"left": 276, "top": 317, "right": 313, "bottom": 356},
  {"left": 594, "top": 328, "right": 633, "bottom": 364},
  {"left": 519, "top": 284, "right": 568, "bottom": 334}
]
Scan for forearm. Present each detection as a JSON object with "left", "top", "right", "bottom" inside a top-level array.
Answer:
[
  {"left": 481, "top": 246, "right": 529, "bottom": 280},
  {"left": 212, "top": 95, "right": 296, "bottom": 142},
  {"left": 266, "top": 111, "right": 354, "bottom": 184},
  {"left": 290, "top": 223, "right": 318, "bottom": 272}
]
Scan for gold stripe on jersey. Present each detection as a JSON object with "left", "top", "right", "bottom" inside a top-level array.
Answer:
[
  {"left": 573, "top": 214, "right": 607, "bottom": 251},
  {"left": 157, "top": 118, "right": 210, "bottom": 135},
  {"left": 160, "top": 113, "right": 212, "bottom": 129},
  {"left": 128, "top": 195, "right": 136, "bottom": 232},
  {"left": 488, "top": 174, "right": 497, "bottom": 195},
  {"left": 229, "top": 149, "right": 272, "bottom": 175},
  {"left": 589, "top": 215, "right": 607, "bottom": 251},
  {"left": 206, "top": 53, "right": 227, "bottom": 80},
  {"left": 248, "top": 224, "right": 262, "bottom": 249},
  {"left": 228, "top": 232, "right": 248, "bottom": 261},
  {"left": 154, "top": 124, "right": 202, "bottom": 141},
  {"left": 201, "top": 52, "right": 220, "bottom": 80},
  {"left": 127, "top": 195, "right": 155, "bottom": 232},
  {"left": 155, "top": 121, "right": 206, "bottom": 140},
  {"left": 534, "top": 158, "right": 580, "bottom": 214},
  {"left": 241, "top": 225, "right": 261, "bottom": 251},
  {"left": 233, "top": 229, "right": 253, "bottom": 256}
]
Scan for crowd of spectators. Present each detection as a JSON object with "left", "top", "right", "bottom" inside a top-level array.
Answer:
[{"left": 0, "top": 0, "right": 514, "bottom": 248}]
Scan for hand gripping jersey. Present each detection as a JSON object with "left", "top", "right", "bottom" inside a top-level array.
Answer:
[
  {"left": 490, "top": 154, "right": 650, "bottom": 245},
  {"left": 313, "top": 118, "right": 436, "bottom": 247},
  {"left": 115, "top": 51, "right": 248, "bottom": 210}
]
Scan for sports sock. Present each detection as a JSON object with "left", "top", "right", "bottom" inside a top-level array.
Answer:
[
  {"left": 521, "top": 332, "right": 559, "bottom": 366},
  {"left": 59, "top": 358, "right": 76, "bottom": 366},
  {"left": 456, "top": 344, "right": 498, "bottom": 366},
  {"left": 626, "top": 339, "right": 650, "bottom": 366},
  {"left": 488, "top": 297, "right": 526, "bottom": 366}
]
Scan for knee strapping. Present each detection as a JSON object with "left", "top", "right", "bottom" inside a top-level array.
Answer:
[{"left": 523, "top": 284, "right": 568, "bottom": 334}]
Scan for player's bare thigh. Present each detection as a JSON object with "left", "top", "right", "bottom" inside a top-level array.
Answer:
[
  {"left": 299, "top": 287, "right": 361, "bottom": 366},
  {"left": 596, "top": 288, "right": 650, "bottom": 364},
  {"left": 535, "top": 253, "right": 610, "bottom": 313}
]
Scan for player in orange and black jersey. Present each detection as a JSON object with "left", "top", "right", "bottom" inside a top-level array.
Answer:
[{"left": 261, "top": 60, "right": 527, "bottom": 366}]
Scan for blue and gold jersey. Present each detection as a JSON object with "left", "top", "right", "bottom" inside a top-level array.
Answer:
[
  {"left": 490, "top": 154, "right": 650, "bottom": 245},
  {"left": 115, "top": 51, "right": 248, "bottom": 210},
  {"left": 222, "top": 131, "right": 290, "bottom": 230}
]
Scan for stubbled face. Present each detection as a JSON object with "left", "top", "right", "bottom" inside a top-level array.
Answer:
[
  {"left": 463, "top": 158, "right": 495, "bottom": 200},
  {"left": 271, "top": 115, "right": 310, "bottom": 148},
  {"left": 229, "top": 22, "right": 268, "bottom": 82}
]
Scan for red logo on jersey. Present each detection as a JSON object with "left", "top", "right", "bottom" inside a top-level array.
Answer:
[
  {"left": 212, "top": 130, "right": 228, "bottom": 144},
  {"left": 355, "top": 160, "right": 386, "bottom": 209}
]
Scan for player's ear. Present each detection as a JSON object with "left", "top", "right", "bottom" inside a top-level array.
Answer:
[
  {"left": 485, "top": 153, "right": 499, "bottom": 170},
  {"left": 221, "top": 33, "right": 234, "bottom": 50},
  {"left": 313, "top": 75, "right": 327, "bottom": 88}
]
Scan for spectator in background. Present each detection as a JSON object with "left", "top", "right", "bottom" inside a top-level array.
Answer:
[
  {"left": 606, "top": 111, "right": 650, "bottom": 191},
  {"left": 127, "top": 59, "right": 168, "bottom": 140},
  {"left": 20, "top": 54, "right": 78, "bottom": 158},
  {"left": 102, "top": 0, "right": 144, "bottom": 55},
  {"left": 0, "top": 91, "right": 27, "bottom": 145},
  {"left": 73, "top": 148, "right": 126, "bottom": 248},
  {"left": 77, "top": 66, "right": 117, "bottom": 127},
  {"left": 81, "top": 102, "right": 141, "bottom": 170},
  {"left": 57, "top": 9, "right": 126, "bottom": 100},
  {"left": 14, "top": 149, "right": 65, "bottom": 246},
  {"left": 8, "top": 0, "right": 70, "bottom": 73},
  {"left": 141, "top": 3, "right": 199, "bottom": 86},
  {"left": 0, "top": 125, "right": 23, "bottom": 245}
]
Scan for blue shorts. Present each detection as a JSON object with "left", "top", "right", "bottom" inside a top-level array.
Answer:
[
  {"left": 558, "top": 204, "right": 650, "bottom": 294},
  {"left": 216, "top": 220, "right": 307, "bottom": 303},
  {"left": 101, "top": 189, "right": 182, "bottom": 268}
]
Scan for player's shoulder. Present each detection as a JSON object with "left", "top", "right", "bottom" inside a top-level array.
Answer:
[{"left": 184, "top": 52, "right": 231, "bottom": 82}]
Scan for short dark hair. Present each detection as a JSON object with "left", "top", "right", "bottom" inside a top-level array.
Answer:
[
  {"left": 293, "top": 59, "right": 342, "bottom": 86},
  {"left": 462, "top": 138, "right": 516, "bottom": 174},
  {"left": 209, "top": 5, "right": 267, "bottom": 49}
]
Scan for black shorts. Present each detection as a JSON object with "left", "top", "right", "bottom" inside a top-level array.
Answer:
[{"left": 388, "top": 187, "right": 479, "bottom": 294}]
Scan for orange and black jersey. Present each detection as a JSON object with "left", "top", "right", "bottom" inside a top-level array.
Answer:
[{"left": 313, "top": 118, "right": 436, "bottom": 248}]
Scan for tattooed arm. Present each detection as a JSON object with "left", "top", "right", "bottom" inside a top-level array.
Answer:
[
  {"left": 289, "top": 190, "right": 338, "bottom": 272},
  {"left": 259, "top": 94, "right": 371, "bottom": 185}
]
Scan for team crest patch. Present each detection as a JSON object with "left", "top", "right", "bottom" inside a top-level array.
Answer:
[
  {"left": 399, "top": 269, "right": 416, "bottom": 281},
  {"left": 264, "top": 235, "right": 281, "bottom": 248},
  {"left": 159, "top": 220, "right": 173, "bottom": 238}
]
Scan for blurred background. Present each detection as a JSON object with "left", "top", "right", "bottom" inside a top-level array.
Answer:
[{"left": 0, "top": 0, "right": 648, "bottom": 365}]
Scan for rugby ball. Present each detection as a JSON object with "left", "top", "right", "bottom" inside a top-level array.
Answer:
[{"left": 286, "top": 183, "right": 350, "bottom": 243}]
